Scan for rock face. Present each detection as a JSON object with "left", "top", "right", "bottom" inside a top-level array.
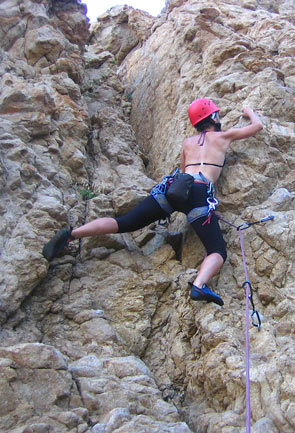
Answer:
[{"left": 1, "top": 0, "right": 295, "bottom": 432}]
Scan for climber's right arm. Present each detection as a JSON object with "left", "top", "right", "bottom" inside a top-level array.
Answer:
[{"left": 221, "top": 107, "right": 263, "bottom": 144}]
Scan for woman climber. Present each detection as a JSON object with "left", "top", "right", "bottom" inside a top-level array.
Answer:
[{"left": 43, "top": 98, "right": 263, "bottom": 306}]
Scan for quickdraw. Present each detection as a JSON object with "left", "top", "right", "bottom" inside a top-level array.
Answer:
[
  {"left": 242, "top": 280, "right": 262, "bottom": 328},
  {"left": 237, "top": 216, "right": 274, "bottom": 231},
  {"left": 201, "top": 181, "right": 219, "bottom": 225}
]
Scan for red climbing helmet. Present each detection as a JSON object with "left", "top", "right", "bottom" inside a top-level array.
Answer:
[{"left": 188, "top": 98, "right": 220, "bottom": 126}]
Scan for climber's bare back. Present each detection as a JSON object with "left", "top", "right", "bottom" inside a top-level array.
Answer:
[{"left": 181, "top": 131, "right": 229, "bottom": 184}]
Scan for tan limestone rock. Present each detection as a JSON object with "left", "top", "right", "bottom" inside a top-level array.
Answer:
[{"left": 1, "top": 1, "right": 295, "bottom": 432}]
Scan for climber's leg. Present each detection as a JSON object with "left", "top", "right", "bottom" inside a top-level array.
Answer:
[
  {"left": 188, "top": 212, "right": 226, "bottom": 306},
  {"left": 42, "top": 196, "right": 168, "bottom": 261}
]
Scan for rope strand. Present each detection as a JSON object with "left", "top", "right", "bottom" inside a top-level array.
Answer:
[
  {"left": 239, "top": 229, "right": 251, "bottom": 433},
  {"left": 216, "top": 213, "right": 273, "bottom": 433}
]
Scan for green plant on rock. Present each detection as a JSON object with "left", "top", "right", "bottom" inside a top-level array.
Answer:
[{"left": 79, "top": 188, "right": 98, "bottom": 200}]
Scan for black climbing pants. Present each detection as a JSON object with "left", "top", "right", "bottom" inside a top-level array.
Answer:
[{"left": 115, "top": 183, "right": 227, "bottom": 262}]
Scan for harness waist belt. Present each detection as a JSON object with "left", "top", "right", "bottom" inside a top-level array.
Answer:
[
  {"left": 191, "top": 173, "right": 209, "bottom": 183},
  {"left": 194, "top": 179, "right": 208, "bottom": 185}
]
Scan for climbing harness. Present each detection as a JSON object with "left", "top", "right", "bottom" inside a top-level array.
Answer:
[
  {"left": 151, "top": 162, "right": 221, "bottom": 224},
  {"left": 186, "top": 172, "right": 219, "bottom": 225},
  {"left": 217, "top": 214, "right": 274, "bottom": 433},
  {"left": 151, "top": 170, "right": 219, "bottom": 227}
]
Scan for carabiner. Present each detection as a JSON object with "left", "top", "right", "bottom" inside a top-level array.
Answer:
[
  {"left": 251, "top": 310, "right": 262, "bottom": 329},
  {"left": 238, "top": 222, "right": 252, "bottom": 231},
  {"left": 207, "top": 197, "right": 219, "bottom": 211},
  {"left": 260, "top": 216, "right": 274, "bottom": 223},
  {"left": 207, "top": 181, "right": 215, "bottom": 197}
]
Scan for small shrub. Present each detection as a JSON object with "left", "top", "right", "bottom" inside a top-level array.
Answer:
[{"left": 79, "top": 188, "right": 98, "bottom": 200}]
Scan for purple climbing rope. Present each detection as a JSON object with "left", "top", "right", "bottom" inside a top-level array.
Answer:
[
  {"left": 238, "top": 229, "right": 251, "bottom": 433},
  {"left": 216, "top": 214, "right": 273, "bottom": 433}
]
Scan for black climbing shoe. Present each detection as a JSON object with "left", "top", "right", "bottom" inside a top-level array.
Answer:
[
  {"left": 42, "top": 228, "right": 74, "bottom": 261},
  {"left": 189, "top": 283, "right": 224, "bottom": 306}
]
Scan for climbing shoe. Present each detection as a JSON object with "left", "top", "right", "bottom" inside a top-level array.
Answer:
[
  {"left": 189, "top": 283, "right": 224, "bottom": 306},
  {"left": 42, "top": 228, "right": 74, "bottom": 261}
]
